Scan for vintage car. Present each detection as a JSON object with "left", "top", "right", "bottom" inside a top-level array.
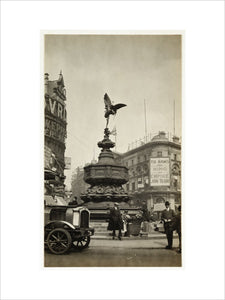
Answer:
[{"left": 44, "top": 205, "right": 94, "bottom": 254}]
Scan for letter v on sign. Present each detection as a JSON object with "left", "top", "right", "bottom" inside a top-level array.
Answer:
[{"left": 49, "top": 98, "right": 56, "bottom": 114}]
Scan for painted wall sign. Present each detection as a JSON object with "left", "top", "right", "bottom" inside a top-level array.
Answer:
[
  {"left": 45, "top": 118, "right": 66, "bottom": 143},
  {"left": 150, "top": 158, "right": 170, "bottom": 186},
  {"left": 45, "top": 97, "right": 67, "bottom": 121}
]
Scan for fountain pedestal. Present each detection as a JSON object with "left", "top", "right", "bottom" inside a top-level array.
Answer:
[{"left": 81, "top": 128, "right": 130, "bottom": 219}]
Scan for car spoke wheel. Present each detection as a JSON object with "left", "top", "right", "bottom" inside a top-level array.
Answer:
[
  {"left": 47, "top": 228, "right": 72, "bottom": 255},
  {"left": 74, "top": 236, "right": 90, "bottom": 250}
]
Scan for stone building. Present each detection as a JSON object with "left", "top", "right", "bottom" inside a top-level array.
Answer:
[
  {"left": 44, "top": 72, "right": 67, "bottom": 198},
  {"left": 118, "top": 131, "right": 181, "bottom": 216}
]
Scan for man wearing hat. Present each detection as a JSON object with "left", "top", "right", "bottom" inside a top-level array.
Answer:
[
  {"left": 161, "top": 201, "right": 175, "bottom": 249},
  {"left": 107, "top": 202, "right": 123, "bottom": 240}
]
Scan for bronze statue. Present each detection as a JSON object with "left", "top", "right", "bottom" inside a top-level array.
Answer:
[{"left": 104, "top": 93, "right": 126, "bottom": 127}]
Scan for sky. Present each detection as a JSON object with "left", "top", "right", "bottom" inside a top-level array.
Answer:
[{"left": 44, "top": 34, "right": 182, "bottom": 188}]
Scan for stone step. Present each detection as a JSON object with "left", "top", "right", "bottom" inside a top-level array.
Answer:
[
  {"left": 90, "top": 221, "right": 109, "bottom": 235},
  {"left": 90, "top": 223, "right": 108, "bottom": 228},
  {"left": 94, "top": 232, "right": 111, "bottom": 236},
  {"left": 90, "top": 222, "right": 108, "bottom": 225},
  {"left": 90, "top": 225, "right": 108, "bottom": 230},
  {"left": 90, "top": 223, "right": 108, "bottom": 227}
]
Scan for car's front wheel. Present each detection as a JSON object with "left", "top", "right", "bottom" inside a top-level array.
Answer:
[
  {"left": 74, "top": 236, "right": 90, "bottom": 250},
  {"left": 47, "top": 228, "right": 72, "bottom": 255}
]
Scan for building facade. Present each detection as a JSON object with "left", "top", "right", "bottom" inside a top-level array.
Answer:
[
  {"left": 44, "top": 72, "right": 67, "bottom": 198},
  {"left": 117, "top": 131, "right": 181, "bottom": 216}
]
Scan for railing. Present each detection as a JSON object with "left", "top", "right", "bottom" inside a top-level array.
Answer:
[{"left": 127, "top": 132, "right": 181, "bottom": 151}]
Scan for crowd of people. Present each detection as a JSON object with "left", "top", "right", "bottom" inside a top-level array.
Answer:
[{"left": 107, "top": 201, "right": 181, "bottom": 253}]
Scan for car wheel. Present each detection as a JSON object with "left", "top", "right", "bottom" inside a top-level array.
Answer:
[
  {"left": 74, "top": 236, "right": 90, "bottom": 250},
  {"left": 47, "top": 228, "right": 72, "bottom": 255}
]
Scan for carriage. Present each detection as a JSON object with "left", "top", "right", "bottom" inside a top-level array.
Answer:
[{"left": 44, "top": 205, "right": 94, "bottom": 254}]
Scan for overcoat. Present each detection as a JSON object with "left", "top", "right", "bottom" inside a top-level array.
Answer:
[
  {"left": 171, "top": 212, "right": 181, "bottom": 233},
  {"left": 107, "top": 207, "right": 123, "bottom": 230},
  {"left": 161, "top": 208, "right": 175, "bottom": 221}
]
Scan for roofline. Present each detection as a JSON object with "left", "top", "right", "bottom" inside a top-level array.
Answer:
[{"left": 122, "top": 140, "right": 181, "bottom": 157}]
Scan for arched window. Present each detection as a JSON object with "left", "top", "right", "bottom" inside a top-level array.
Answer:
[{"left": 155, "top": 197, "right": 165, "bottom": 204}]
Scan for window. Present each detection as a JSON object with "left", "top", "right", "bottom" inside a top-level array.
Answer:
[
  {"left": 173, "top": 178, "right": 178, "bottom": 189},
  {"left": 156, "top": 197, "right": 165, "bottom": 204},
  {"left": 131, "top": 159, "right": 134, "bottom": 165},
  {"left": 138, "top": 177, "right": 142, "bottom": 184},
  {"left": 157, "top": 151, "right": 162, "bottom": 157},
  {"left": 174, "top": 154, "right": 177, "bottom": 161},
  {"left": 137, "top": 156, "right": 140, "bottom": 163},
  {"left": 132, "top": 182, "right": 135, "bottom": 191}
]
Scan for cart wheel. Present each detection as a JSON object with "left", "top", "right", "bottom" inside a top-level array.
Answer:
[
  {"left": 47, "top": 228, "right": 72, "bottom": 255},
  {"left": 74, "top": 236, "right": 90, "bottom": 250}
]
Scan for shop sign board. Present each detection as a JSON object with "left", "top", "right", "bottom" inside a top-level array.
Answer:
[{"left": 150, "top": 157, "right": 170, "bottom": 186}]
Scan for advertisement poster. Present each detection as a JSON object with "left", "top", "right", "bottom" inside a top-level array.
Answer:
[{"left": 150, "top": 157, "right": 170, "bottom": 186}]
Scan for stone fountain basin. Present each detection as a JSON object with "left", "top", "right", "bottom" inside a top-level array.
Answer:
[{"left": 83, "top": 164, "right": 129, "bottom": 185}]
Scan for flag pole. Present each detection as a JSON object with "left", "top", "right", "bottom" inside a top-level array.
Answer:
[
  {"left": 144, "top": 99, "right": 147, "bottom": 142},
  {"left": 173, "top": 99, "right": 175, "bottom": 136}
]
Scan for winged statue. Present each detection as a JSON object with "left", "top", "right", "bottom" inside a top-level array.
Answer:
[{"left": 104, "top": 93, "right": 126, "bottom": 127}]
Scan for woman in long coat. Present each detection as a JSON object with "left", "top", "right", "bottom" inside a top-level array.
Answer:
[{"left": 107, "top": 202, "right": 123, "bottom": 240}]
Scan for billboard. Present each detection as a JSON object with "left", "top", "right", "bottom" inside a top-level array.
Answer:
[{"left": 150, "top": 158, "right": 170, "bottom": 186}]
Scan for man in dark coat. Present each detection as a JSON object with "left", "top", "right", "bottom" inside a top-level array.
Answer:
[
  {"left": 161, "top": 201, "right": 175, "bottom": 249},
  {"left": 171, "top": 205, "right": 181, "bottom": 253},
  {"left": 108, "top": 202, "right": 123, "bottom": 240}
]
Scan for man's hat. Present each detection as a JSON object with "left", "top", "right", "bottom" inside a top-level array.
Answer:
[{"left": 165, "top": 201, "right": 170, "bottom": 205}]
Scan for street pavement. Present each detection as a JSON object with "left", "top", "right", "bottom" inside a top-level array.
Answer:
[
  {"left": 44, "top": 234, "right": 181, "bottom": 267},
  {"left": 91, "top": 234, "right": 179, "bottom": 248}
]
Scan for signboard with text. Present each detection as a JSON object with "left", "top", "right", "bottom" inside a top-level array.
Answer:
[{"left": 150, "top": 158, "right": 170, "bottom": 186}]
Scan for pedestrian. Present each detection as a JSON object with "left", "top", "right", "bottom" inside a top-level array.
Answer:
[
  {"left": 122, "top": 210, "right": 131, "bottom": 237},
  {"left": 171, "top": 205, "right": 181, "bottom": 253},
  {"left": 107, "top": 202, "right": 123, "bottom": 240},
  {"left": 161, "top": 201, "right": 175, "bottom": 249}
]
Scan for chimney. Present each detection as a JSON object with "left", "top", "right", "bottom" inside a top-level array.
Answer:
[
  {"left": 173, "top": 136, "right": 179, "bottom": 143},
  {"left": 44, "top": 73, "right": 49, "bottom": 94}
]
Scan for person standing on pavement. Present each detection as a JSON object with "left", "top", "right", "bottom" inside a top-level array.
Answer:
[
  {"left": 161, "top": 201, "right": 175, "bottom": 249},
  {"left": 171, "top": 205, "right": 181, "bottom": 253},
  {"left": 122, "top": 210, "right": 131, "bottom": 237},
  {"left": 107, "top": 202, "right": 123, "bottom": 240}
]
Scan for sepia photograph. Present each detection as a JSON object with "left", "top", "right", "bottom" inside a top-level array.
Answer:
[
  {"left": 44, "top": 33, "right": 182, "bottom": 267},
  {"left": 1, "top": 1, "right": 224, "bottom": 299}
]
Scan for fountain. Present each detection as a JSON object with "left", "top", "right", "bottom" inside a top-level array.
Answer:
[{"left": 81, "top": 93, "right": 130, "bottom": 219}]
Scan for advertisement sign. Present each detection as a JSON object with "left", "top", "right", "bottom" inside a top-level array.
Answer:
[
  {"left": 150, "top": 158, "right": 170, "bottom": 186},
  {"left": 153, "top": 203, "right": 166, "bottom": 211}
]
